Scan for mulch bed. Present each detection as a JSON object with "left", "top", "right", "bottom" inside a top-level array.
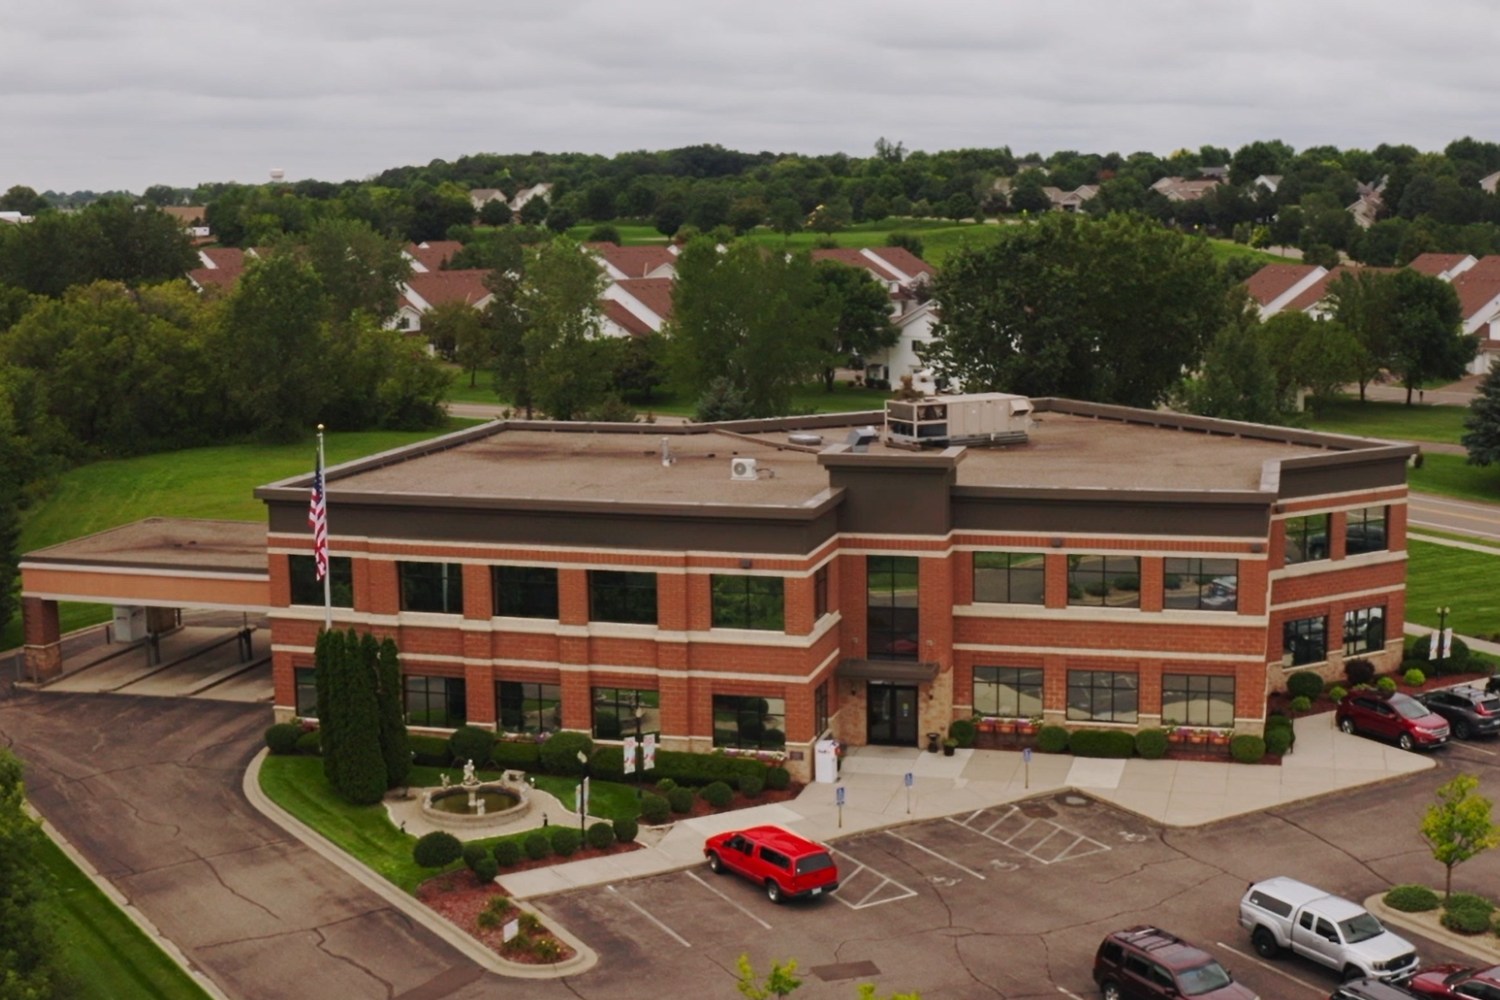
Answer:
[
  {"left": 492, "top": 837, "right": 642, "bottom": 876},
  {"left": 416, "top": 869, "right": 575, "bottom": 964},
  {"left": 1267, "top": 670, "right": 1492, "bottom": 720}
]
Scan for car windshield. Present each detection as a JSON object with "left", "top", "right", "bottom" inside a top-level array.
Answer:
[
  {"left": 1390, "top": 694, "right": 1430, "bottom": 720},
  {"left": 1176, "top": 962, "right": 1233, "bottom": 996},
  {"left": 1444, "top": 969, "right": 1476, "bottom": 985},
  {"left": 1338, "top": 912, "right": 1385, "bottom": 943},
  {"left": 1482, "top": 699, "right": 1500, "bottom": 713},
  {"left": 795, "top": 852, "right": 835, "bottom": 875}
]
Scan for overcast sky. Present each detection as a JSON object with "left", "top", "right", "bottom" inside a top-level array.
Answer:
[{"left": 4, "top": 0, "right": 1499, "bottom": 193}]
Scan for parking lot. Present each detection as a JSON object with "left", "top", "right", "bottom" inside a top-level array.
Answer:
[{"left": 538, "top": 773, "right": 1489, "bottom": 1000}]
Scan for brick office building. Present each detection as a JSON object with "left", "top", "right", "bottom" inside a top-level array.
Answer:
[{"left": 250, "top": 399, "right": 1412, "bottom": 780}]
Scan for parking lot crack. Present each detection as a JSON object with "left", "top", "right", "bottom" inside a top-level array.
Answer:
[
  {"left": 312, "top": 925, "right": 397, "bottom": 999},
  {"left": 194, "top": 848, "right": 282, "bottom": 923},
  {"left": 1264, "top": 811, "right": 1387, "bottom": 882}
]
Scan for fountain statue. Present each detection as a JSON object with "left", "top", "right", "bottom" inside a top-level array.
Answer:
[{"left": 419, "top": 764, "right": 532, "bottom": 833}]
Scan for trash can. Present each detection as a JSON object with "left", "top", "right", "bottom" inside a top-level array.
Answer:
[{"left": 926, "top": 732, "right": 940, "bottom": 753}]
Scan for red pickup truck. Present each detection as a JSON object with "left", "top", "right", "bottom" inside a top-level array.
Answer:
[{"left": 704, "top": 825, "right": 839, "bottom": 904}]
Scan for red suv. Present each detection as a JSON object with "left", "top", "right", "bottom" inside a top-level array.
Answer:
[
  {"left": 703, "top": 825, "right": 839, "bottom": 904},
  {"left": 1405, "top": 963, "right": 1500, "bottom": 998},
  {"left": 1093, "top": 927, "right": 1257, "bottom": 1000},
  {"left": 1336, "top": 690, "right": 1449, "bottom": 751}
]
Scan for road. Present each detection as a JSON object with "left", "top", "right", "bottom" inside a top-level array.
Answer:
[{"left": 1409, "top": 492, "right": 1500, "bottom": 544}]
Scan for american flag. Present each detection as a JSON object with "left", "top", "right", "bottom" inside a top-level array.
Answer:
[{"left": 308, "top": 452, "right": 328, "bottom": 581}]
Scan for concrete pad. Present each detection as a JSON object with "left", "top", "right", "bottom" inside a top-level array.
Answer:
[
  {"left": 1116, "top": 767, "right": 1177, "bottom": 792},
  {"left": 1170, "top": 775, "right": 1229, "bottom": 795},
  {"left": 1064, "top": 758, "right": 1126, "bottom": 790},
  {"left": 960, "top": 752, "right": 1023, "bottom": 783},
  {"left": 500, "top": 866, "right": 583, "bottom": 900},
  {"left": 1098, "top": 789, "right": 1171, "bottom": 821},
  {"left": 193, "top": 664, "right": 273, "bottom": 703},
  {"left": 679, "top": 803, "right": 800, "bottom": 838}
]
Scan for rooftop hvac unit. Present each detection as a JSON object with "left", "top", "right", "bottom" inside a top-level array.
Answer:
[
  {"left": 884, "top": 393, "right": 1034, "bottom": 450},
  {"left": 730, "top": 457, "right": 758, "bottom": 481}
]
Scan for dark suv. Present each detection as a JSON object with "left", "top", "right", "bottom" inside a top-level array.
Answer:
[
  {"left": 1417, "top": 688, "right": 1500, "bottom": 741},
  {"left": 1094, "top": 927, "right": 1258, "bottom": 1000}
]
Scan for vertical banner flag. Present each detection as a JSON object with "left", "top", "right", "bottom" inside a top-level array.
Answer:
[
  {"left": 642, "top": 733, "right": 657, "bottom": 771},
  {"left": 622, "top": 736, "right": 638, "bottom": 774}
]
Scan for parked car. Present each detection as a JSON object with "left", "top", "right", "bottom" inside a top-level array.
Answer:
[
  {"left": 1404, "top": 963, "right": 1500, "bottom": 998},
  {"left": 1417, "top": 688, "right": 1500, "bottom": 741},
  {"left": 1240, "top": 877, "right": 1419, "bottom": 981},
  {"left": 1336, "top": 691, "right": 1450, "bottom": 751},
  {"left": 1093, "top": 926, "right": 1257, "bottom": 1000},
  {"left": 703, "top": 825, "right": 838, "bottom": 904},
  {"left": 1331, "top": 978, "right": 1419, "bottom": 1000}
]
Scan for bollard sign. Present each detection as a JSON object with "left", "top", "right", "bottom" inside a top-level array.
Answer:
[
  {"left": 1023, "top": 747, "right": 1032, "bottom": 763},
  {"left": 642, "top": 733, "right": 657, "bottom": 770},
  {"left": 622, "top": 735, "right": 638, "bottom": 773},
  {"left": 836, "top": 785, "right": 846, "bottom": 806},
  {"left": 904, "top": 772, "right": 913, "bottom": 787}
]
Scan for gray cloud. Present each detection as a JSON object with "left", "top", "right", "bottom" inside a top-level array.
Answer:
[{"left": 3, "top": 0, "right": 1500, "bottom": 191}]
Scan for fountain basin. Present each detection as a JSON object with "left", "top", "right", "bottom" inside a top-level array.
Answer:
[{"left": 418, "top": 771, "right": 533, "bottom": 832}]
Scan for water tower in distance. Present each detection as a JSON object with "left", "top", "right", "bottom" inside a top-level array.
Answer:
[{"left": 269, "top": 167, "right": 286, "bottom": 182}]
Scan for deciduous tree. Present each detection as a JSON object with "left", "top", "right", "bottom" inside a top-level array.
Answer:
[
  {"left": 1421, "top": 772, "right": 1500, "bottom": 899},
  {"left": 521, "top": 237, "right": 609, "bottom": 420},
  {"left": 300, "top": 218, "right": 410, "bottom": 325},
  {"left": 0, "top": 748, "right": 60, "bottom": 1000},
  {"left": 812, "top": 260, "right": 899, "bottom": 391},
  {"left": 736, "top": 953, "right": 801, "bottom": 1000},
  {"left": 1176, "top": 293, "right": 1283, "bottom": 424},
  {"left": 1385, "top": 268, "right": 1473, "bottom": 404}
]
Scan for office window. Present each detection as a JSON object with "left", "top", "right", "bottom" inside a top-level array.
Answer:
[
  {"left": 814, "top": 565, "right": 830, "bottom": 620},
  {"left": 1284, "top": 514, "right": 1329, "bottom": 565},
  {"left": 867, "top": 555, "right": 919, "bottom": 660},
  {"left": 814, "top": 681, "right": 830, "bottom": 737},
  {"left": 974, "top": 666, "right": 1044, "bottom": 718},
  {"left": 1163, "top": 558, "right": 1238, "bottom": 612},
  {"left": 1344, "top": 606, "right": 1386, "bottom": 656},
  {"left": 289, "top": 555, "right": 353, "bottom": 608},
  {"left": 589, "top": 570, "right": 657, "bottom": 625},
  {"left": 1067, "top": 555, "right": 1141, "bottom": 609},
  {"left": 295, "top": 667, "right": 318, "bottom": 718},
  {"left": 497, "top": 681, "right": 561, "bottom": 734},
  {"left": 1283, "top": 616, "right": 1327, "bottom": 667},
  {"left": 492, "top": 566, "right": 558, "bottom": 618},
  {"left": 712, "top": 695, "right": 786, "bottom": 749},
  {"left": 405, "top": 675, "right": 467, "bottom": 728},
  {"left": 1161, "top": 674, "right": 1235, "bottom": 727},
  {"left": 1345, "top": 507, "right": 1388, "bottom": 556},
  {"left": 591, "top": 687, "right": 659, "bottom": 739},
  {"left": 973, "top": 552, "right": 1046, "bottom": 605},
  {"left": 399, "top": 562, "right": 464, "bottom": 614},
  {"left": 1067, "top": 670, "right": 1138, "bottom": 723},
  {"left": 711, "top": 575, "right": 785, "bottom": 631}
]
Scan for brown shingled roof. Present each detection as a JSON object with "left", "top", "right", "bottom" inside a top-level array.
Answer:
[
  {"left": 865, "top": 246, "right": 936, "bottom": 279},
  {"left": 405, "top": 269, "right": 493, "bottom": 308},
  {"left": 1407, "top": 253, "right": 1472, "bottom": 277},
  {"left": 613, "top": 278, "right": 675, "bottom": 323},
  {"left": 602, "top": 299, "right": 653, "bottom": 338},
  {"left": 1451, "top": 266, "right": 1500, "bottom": 321},
  {"left": 1244, "top": 263, "right": 1321, "bottom": 307},
  {"left": 585, "top": 243, "right": 677, "bottom": 278},
  {"left": 406, "top": 241, "right": 463, "bottom": 271},
  {"left": 1281, "top": 265, "right": 1393, "bottom": 314},
  {"left": 811, "top": 248, "right": 902, "bottom": 283}
]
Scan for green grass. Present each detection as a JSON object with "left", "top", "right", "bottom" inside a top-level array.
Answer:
[
  {"left": 1205, "top": 239, "right": 1289, "bottom": 267},
  {"left": 530, "top": 775, "right": 642, "bottom": 822},
  {"left": 1305, "top": 399, "right": 1469, "bottom": 445},
  {"left": 1406, "top": 539, "right": 1500, "bottom": 638},
  {"left": 35, "top": 834, "right": 213, "bottom": 1000},
  {"left": 1406, "top": 527, "right": 1500, "bottom": 550},
  {"left": 1408, "top": 453, "right": 1500, "bottom": 505}
]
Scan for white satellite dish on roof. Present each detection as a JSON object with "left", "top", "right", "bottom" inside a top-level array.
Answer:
[{"left": 270, "top": 167, "right": 285, "bottom": 181}]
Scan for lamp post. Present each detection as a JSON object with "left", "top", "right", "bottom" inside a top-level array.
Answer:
[
  {"left": 634, "top": 706, "right": 645, "bottom": 799},
  {"left": 1437, "top": 607, "right": 1451, "bottom": 667},
  {"left": 576, "top": 749, "right": 589, "bottom": 834}
]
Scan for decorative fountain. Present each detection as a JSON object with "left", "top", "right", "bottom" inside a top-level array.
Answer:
[{"left": 419, "top": 760, "right": 533, "bottom": 833}]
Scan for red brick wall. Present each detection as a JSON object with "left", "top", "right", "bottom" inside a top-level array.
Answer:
[
  {"left": 368, "top": 560, "right": 399, "bottom": 615},
  {"left": 462, "top": 563, "right": 491, "bottom": 620},
  {"left": 1389, "top": 502, "right": 1408, "bottom": 552},
  {"left": 839, "top": 554, "right": 867, "bottom": 659},
  {"left": 22, "top": 598, "right": 60, "bottom": 646},
  {"left": 1239, "top": 559, "right": 1269, "bottom": 616},
  {"left": 953, "top": 551, "right": 975, "bottom": 606},
  {"left": 686, "top": 574, "right": 713, "bottom": 632},
  {"left": 657, "top": 573, "right": 686, "bottom": 632},
  {"left": 785, "top": 574, "right": 814, "bottom": 636},
  {"left": 1140, "top": 558, "right": 1164, "bottom": 613},
  {"left": 1330, "top": 511, "right": 1348, "bottom": 561},
  {"left": 559, "top": 669, "right": 591, "bottom": 730},
  {"left": 466, "top": 662, "right": 496, "bottom": 725},
  {"left": 268, "top": 554, "right": 291, "bottom": 608},
  {"left": 919, "top": 555, "right": 954, "bottom": 668},
  {"left": 1045, "top": 553, "right": 1068, "bottom": 609},
  {"left": 956, "top": 615, "right": 1265, "bottom": 657},
  {"left": 559, "top": 569, "right": 588, "bottom": 625}
]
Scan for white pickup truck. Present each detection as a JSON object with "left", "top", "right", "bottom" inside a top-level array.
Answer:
[{"left": 1240, "top": 877, "right": 1418, "bottom": 981}]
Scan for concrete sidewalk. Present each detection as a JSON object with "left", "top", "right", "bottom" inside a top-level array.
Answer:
[{"left": 498, "top": 713, "right": 1434, "bottom": 900}]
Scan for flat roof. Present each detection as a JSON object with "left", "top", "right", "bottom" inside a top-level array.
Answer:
[{"left": 23, "top": 518, "right": 268, "bottom": 574}]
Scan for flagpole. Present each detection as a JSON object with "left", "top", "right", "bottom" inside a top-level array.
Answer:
[{"left": 319, "top": 424, "right": 331, "bottom": 631}]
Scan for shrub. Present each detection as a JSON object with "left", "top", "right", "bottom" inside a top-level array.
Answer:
[
  {"left": 649, "top": 750, "right": 767, "bottom": 789},
  {"left": 1377, "top": 676, "right": 1398, "bottom": 694},
  {"left": 524, "top": 832, "right": 551, "bottom": 861},
  {"left": 1344, "top": 658, "right": 1376, "bottom": 687},
  {"left": 549, "top": 826, "right": 581, "bottom": 857},
  {"left": 1404, "top": 668, "right": 1427, "bottom": 687},
  {"left": 519, "top": 911, "right": 543, "bottom": 934},
  {"left": 655, "top": 778, "right": 677, "bottom": 793},
  {"left": 1068, "top": 729, "right": 1136, "bottom": 758},
  {"left": 295, "top": 729, "right": 322, "bottom": 755},
  {"left": 529, "top": 937, "right": 564, "bottom": 963},
  {"left": 1448, "top": 892, "right": 1494, "bottom": 916},
  {"left": 640, "top": 793, "right": 671, "bottom": 824},
  {"left": 491, "top": 741, "right": 542, "bottom": 770},
  {"left": 494, "top": 840, "right": 523, "bottom": 867},
  {"left": 1384, "top": 884, "right": 1440, "bottom": 913},
  {"left": 1291, "top": 696, "right": 1312, "bottom": 713},
  {"left": 408, "top": 734, "right": 452, "bottom": 766},
  {"left": 739, "top": 775, "right": 764, "bottom": 798},
  {"left": 1328, "top": 685, "right": 1348, "bottom": 703},
  {"left": 764, "top": 767, "right": 791, "bottom": 791},
  {"left": 1135, "top": 729, "right": 1169, "bottom": 760},
  {"left": 1442, "top": 893, "right": 1494, "bottom": 934},
  {"left": 949, "top": 718, "right": 977, "bottom": 749},
  {"left": 1265, "top": 727, "right": 1293, "bottom": 757},
  {"left": 700, "top": 781, "right": 734, "bottom": 809},
  {"left": 1230, "top": 735, "right": 1266, "bottom": 764},
  {"left": 472, "top": 856, "right": 499, "bottom": 883},
  {"left": 1286, "top": 671, "right": 1325, "bottom": 700},
  {"left": 413, "top": 831, "right": 464, "bottom": 868},
  {"left": 539, "top": 732, "right": 595, "bottom": 776},
  {"left": 586, "top": 821, "right": 616, "bottom": 850},
  {"left": 449, "top": 726, "right": 497, "bottom": 768},
  {"left": 1037, "top": 726, "right": 1070, "bottom": 753},
  {"left": 264, "top": 723, "right": 303, "bottom": 756},
  {"left": 667, "top": 787, "right": 696, "bottom": 814},
  {"left": 613, "top": 818, "right": 639, "bottom": 844},
  {"left": 1409, "top": 634, "right": 1472, "bottom": 675},
  {"left": 462, "top": 843, "right": 490, "bottom": 872}
]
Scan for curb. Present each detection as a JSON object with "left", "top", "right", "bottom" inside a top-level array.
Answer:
[
  {"left": 1366, "top": 893, "right": 1500, "bottom": 964},
  {"left": 242, "top": 750, "right": 598, "bottom": 980},
  {"left": 26, "top": 803, "right": 233, "bottom": 1000}
]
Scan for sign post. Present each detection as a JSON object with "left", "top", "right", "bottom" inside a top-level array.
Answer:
[
  {"left": 1023, "top": 746, "right": 1032, "bottom": 789},
  {"left": 904, "top": 771, "right": 913, "bottom": 815},
  {"left": 836, "top": 784, "right": 845, "bottom": 829}
]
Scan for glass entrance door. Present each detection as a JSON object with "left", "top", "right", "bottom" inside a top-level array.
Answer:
[{"left": 867, "top": 683, "right": 919, "bottom": 745}]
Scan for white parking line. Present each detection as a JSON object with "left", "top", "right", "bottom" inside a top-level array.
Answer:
[
  {"left": 1448, "top": 741, "right": 1499, "bottom": 757},
  {"left": 1215, "top": 942, "right": 1324, "bottom": 995},
  {"left": 606, "top": 885, "right": 691, "bottom": 947},
  {"left": 826, "top": 847, "right": 919, "bottom": 910},
  {"left": 947, "top": 808, "right": 1112, "bottom": 866},
  {"left": 885, "top": 830, "right": 987, "bottom": 880},
  {"left": 685, "top": 871, "right": 772, "bottom": 930},
  {"left": 1056, "top": 988, "right": 1090, "bottom": 1000}
]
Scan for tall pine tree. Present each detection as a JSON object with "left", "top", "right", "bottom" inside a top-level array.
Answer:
[
  {"left": 314, "top": 629, "right": 342, "bottom": 787},
  {"left": 337, "top": 629, "right": 388, "bottom": 806},
  {"left": 1463, "top": 357, "right": 1500, "bottom": 468},
  {"left": 376, "top": 637, "right": 411, "bottom": 789}
]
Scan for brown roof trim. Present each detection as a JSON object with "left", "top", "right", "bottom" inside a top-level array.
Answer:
[
  {"left": 1030, "top": 398, "right": 1396, "bottom": 452},
  {"left": 819, "top": 444, "right": 966, "bottom": 470},
  {"left": 20, "top": 556, "right": 269, "bottom": 575},
  {"left": 950, "top": 485, "right": 1271, "bottom": 506},
  {"left": 837, "top": 659, "right": 940, "bottom": 682}
]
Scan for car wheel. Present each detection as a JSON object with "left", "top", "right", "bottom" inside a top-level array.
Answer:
[
  {"left": 707, "top": 852, "right": 723, "bottom": 874},
  {"left": 766, "top": 880, "right": 783, "bottom": 904},
  {"left": 1101, "top": 979, "right": 1122, "bottom": 1000},
  {"left": 1339, "top": 717, "right": 1357, "bottom": 735},
  {"left": 1342, "top": 965, "right": 1363, "bottom": 983},
  {"left": 1251, "top": 926, "right": 1279, "bottom": 959},
  {"left": 1455, "top": 719, "right": 1472, "bottom": 741},
  {"left": 1399, "top": 733, "right": 1415, "bottom": 752}
]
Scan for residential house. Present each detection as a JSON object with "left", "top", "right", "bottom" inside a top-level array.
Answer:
[
  {"left": 0, "top": 211, "right": 34, "bottom": 225},
  {"left": 393, "top": 270, "right": 494, "bottom": 333},
  {"left": 585, "top": 243, "right": 678, "bottom": 280},
  {"left": 186, "top": 247, "right": 258, "bottom": 293},
  {"left": 469, "top": 189, "right": 507, "bottom": 210},
  {"left": 1199, "top": 166, "right": 1230, "bottom": 181},
  {"left": 1245, "top": 263, "right": 1328, "bottom": 317},
  {"left": 1346, "top": 178, "right": 1386, "bottom": 230},
  {"left": 806, "top": 248, "right": 940, "bottom": 387},
  {"left": 1253, "top": 175, "right": 1283, "bottom": 194},
  {"left": 1042, "top": 185, "right": 1099, "bottom": 212},
  {"left": 509, "top": 183, "right": 552, "bottom": 213},
  {"left": 599, "top": 278, "right": 674, "bottom": 336},
  {"left": 1407, "top": 253, "right": 1477, "bottom": 281},
  {"left": 1448, "top": 259, "right": 1500, "bottom": 373},
  {"left": 404, "top": 241, "right": 463, "bottom": 273},
  {"left": 1150, "top": 176, "right": 1221, "bottom": 202},
  {"left": 1480, "top": 172, "right": 1500, "bottom": 195}
]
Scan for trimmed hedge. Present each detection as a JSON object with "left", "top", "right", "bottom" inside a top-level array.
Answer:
[
  {"left": 1404, "top": 668, "right": 1427, "bottom": 687},
  {"left": 1328, "top": 685, "right": 1348, "bottom": 703},
  {"left": 413, "top": 831, "right": 463, "bottom": 868},
  {"left": 1068, "top": 729, "right": 1136, "bottom": 759},
  {"left": 472, "top": 856, "right": 499, "bottom": 882},
  {"left": 1384, "top": 884, "right": 1440, "bottom": 913},
  {"left": 540, "top": 732, "right": 595, "bottom": 776},
  {"left": 700, "top": 781, "right": 734, "bottom": 809},
  {"left": 613, "top": 817, "right": 639, "bottom": 844},
  {"left": 549, "top": 826, "right": 581, "bottom": 857},
  {"left": 655, "top": 778, "right": 677, "bottom": 793},
  {"left": 524, "top": 832, "right": 551, "bottom": 861},
  {"left": 295, "top": 729, "right": 322, "bottom": 755},
  {"left": 586, "top": 821, "right": 616, "bottom": 850},
  {"left": 462, "top": 843, "right": 489, "bottom": 871},
  {"left": 949, "top": 718, "right": 977, "bottom": 749},
  {"left": 1037, "top": 726, "right": 1070, "bottom": 753},
  {"left": 590, "top": 747, "right": 769, "bottom": 789},
  {"left": 1230, "top": 735, "right": 1266, "bottom": 764},
  {"left": 739, "top": 774, "right": 764, "bottom": 798},
  {"left": 765, "top": 767, "right": 791, "bottom": 791},
  {"left": 449, "top": 726, "right": 497, "bottom": 767},
  {"left": 1409, "top": 634, "right": 1472, "bottom": 675},
  {"left": 667, "top": 787, "right": 695, "bottom": 814},
  {"left": 1377, "top": 676, "right": 1398, "bottom": 694},
  {"left": 265, "top": 724, "right": 303, "bottom": 756},
  {"left": 409, "top": 734, "right": 452, "bottom": 767},
  {"left": 1286, "top": 671, "right": 1325, "bottom": 700},
  {"left": 1265, "top": 726, "right": 1293, "bottom": 757},
  {"left": 1442, "top": 893, "right": 1494, "bottom": 934},
  {"left": 494, "top": 840, "right": 523, "bottom": 867},
  {"left": 1290, "top": 696, "right": 1311, "bottom": 713},
  {"left": 492, "top": 741, "right": 542, "bottom": 769},
  {"left": 640, "top": 793, "right": 671, "bottom": 825},
  {"left": 1135, "top": 729, "right": 1169, "bottom": 760}
]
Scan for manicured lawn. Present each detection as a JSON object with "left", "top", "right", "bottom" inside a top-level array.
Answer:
[
  {"left": 1405, "top": 539, "right": 1500, "bottom": 639},
  {"left": 1205, "top": 239, "right": 1289, "bottom": 267},
  {"left": 530, "top": 775, "right": 643, "bottom": 822},
  {"left": 35, "top": 834, "right": 213, "bottom": 1000},
  {"left": 1305, "top": 398, "right": 1469, "bottom": 445},
  {"left": 1408, "top": 453, "right": 1500, "bottom": 505},
  {"left": 1405, "top": 527, "right": 1500, "bottom": 550}
]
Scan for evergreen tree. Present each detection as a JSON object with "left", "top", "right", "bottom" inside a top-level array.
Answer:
[
  {"left": 0, "top": 748, "right": 61, "bottom": 999},
  {"left": 375, "top": 636, "right": 411, "bottom": 789},
  {"left": 1463, "top": 358, "right": 1500, "bottom": 468},
  {"left": 338, "top": 629, "right": 388, "bottom": 806},
  {"left": 314, "top": 629, "right": 343, "bottom": 787}
]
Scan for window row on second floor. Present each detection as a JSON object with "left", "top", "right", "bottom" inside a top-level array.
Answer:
[
  {"left": 972, "top": 552, "right": 1240, "bottom": 612},
  {"left": 1283, "top": 506, "right": 1389, "bottom": 566}
]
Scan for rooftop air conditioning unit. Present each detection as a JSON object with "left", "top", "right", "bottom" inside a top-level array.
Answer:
[{"left": 730, "top": 457, "right": 758, "bottom": 481}]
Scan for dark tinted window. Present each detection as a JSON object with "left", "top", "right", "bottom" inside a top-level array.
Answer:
[
  {"left": 713, "top": 695, "right": 786, "bottom": 749},
  {"left": 295, "top": 667, "right": 317, "bottom": 717},
  {"left": 1250, "top": 891, "right": 1292, "bottom": 917},
  {"left": 1285, "top": 513, "right": 1330, "bottom": 564},
  {"left": 492, "top": 566, "right": 558, "bottom": 618},
  {"left": 399, "top": 562, "right": 464, "bottom": 614},
  {"left": 759, "top": 848, "right": 790, "bottom": 870},
  {"left": 405, "top": 675, "right": 467, "bottom": 727},
  {"left": 711, "top": 575, "right": 785, "bottom": 630},
  {"left": 497, "top": 681, "right": 561, "bottom": 734},
  {"left": 1150, "top": 964, "right": 1175, "bottom": 989},
  {"left": 1067, "top": 670, "right": 1138, "bottom": 723},
  {"left": 1346, "top": 507, "right": 1388, "bottom": 555},
  {"left": 867, "top": 555, "right": 919, "bottom": 659},
  {"left": 1162, "top": 674, "right": 1235, "bottom": 727},
  {"left": 974, "top": 666, "right": 1043, "bottom": 718},
  {"left": 1164, "top": 558, "right": 1238, "bottom": 612},
  {"left": 794, "top": 853, "right": 834, "bottom": 875},
  {"left": 974, "top": 551, "right": 1045, "bottom": 604},
  {"left": 1283, "top": 616, "right": 1327, "bottom": 666},
  {"left": 1100, "top": 942, "right": 1123, "bottom": 964},
  {"left": 289, "top": 555, "right": 353, "bottom": 607},
  {"left": 590, "top": 570, "right": 657, "bottom": 624},
  {"left": 1123, "top": 954, "right": 1150, "bottom": 977},
  {"left": 1067, "top": 555, "right": 1140, "bottom": 608}
]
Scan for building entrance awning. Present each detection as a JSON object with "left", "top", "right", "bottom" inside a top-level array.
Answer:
[{"left": 836, "top": 659, "right": 940, "bottom": 683}]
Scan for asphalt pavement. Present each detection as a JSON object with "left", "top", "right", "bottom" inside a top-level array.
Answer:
[{"left": 1408, "top": 492, "right": 1500, "bottom": 543}]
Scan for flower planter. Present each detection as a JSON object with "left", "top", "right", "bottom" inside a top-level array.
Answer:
[
  {"left": 942, "top": 743, "right": 957, "bottom": 757},
  {"left": 1168, "top": 732, "right": 1186, "bottom": 744},
  {"left": 1017, "top": 723, "right": 1038, "bottom": 736},
  {"left": 1209, "top": 734, "right": 1231, "bottom": 747},
  {"left": 1188, "top": 733, "right": 1208, "bottom": 745},
  {"left": 997, "top": 721, "right": 1017, "bottom": 735}
]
